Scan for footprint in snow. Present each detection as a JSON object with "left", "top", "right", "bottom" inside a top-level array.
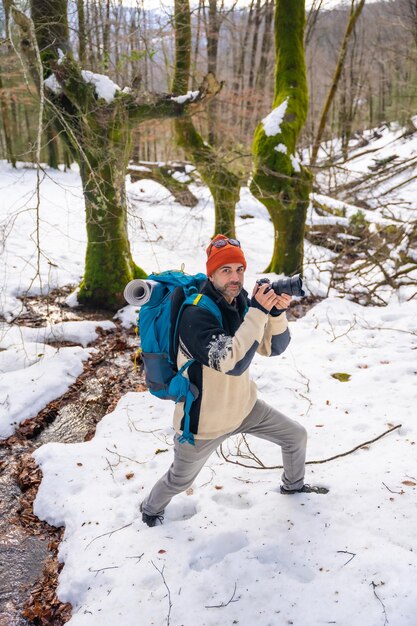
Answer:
[
  {"left": 164, "top": 500, "right": 198, "bottom": 522},
  {"left": 189, "top": 532, "right": 248, "bottom": 571},
  {"left": 253, "top": 544, "right": 315, "bottom": 583},
  {"left": 212, "top": 491, "right": 252, "bottom": 509}
]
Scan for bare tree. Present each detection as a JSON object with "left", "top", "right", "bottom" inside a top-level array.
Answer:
[{"left": 310, "top": 0, "right": 366, "bottom": 166}]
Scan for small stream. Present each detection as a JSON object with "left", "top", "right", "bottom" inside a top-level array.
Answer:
[{"left": 0, "top": 292, "right": 140, "bottom": 625}]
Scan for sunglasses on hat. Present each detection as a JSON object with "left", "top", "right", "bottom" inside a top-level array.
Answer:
[{"left": 207, "top": 238, "right": 241, "bottom": 256}]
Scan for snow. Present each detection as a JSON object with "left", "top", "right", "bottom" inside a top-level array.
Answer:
[
  {"left": 170, "top": 90, "right": 199, "bottom": 104},
  {"left": 81, "top": 71, "right": 121, "bottom": 103},
  {"left": 0, "top": 319, "right": 114, "bottom": 437},
  {"left": 290, "top": 153, "right": 301, "bottom": 172},
  {"left": 262, "top": 98, "right": 288, "bottom": 137},
  {"left": 274, "top": 142, "right": 287, "bottom": 154},
  {"left": 44, "top": 74, "right": 62, "bottom": 95},
  {"left": 1, "top": 118, "right": 417, "bottom": 624},
  {"left": 0, "top": 344, "right": 92, "bottom": 438},
  {"left": 44, "top": 70, "right": 121, "bottom": 103},
  {"left": 33, "top": 298, "right": 417, "bottom": 624}
]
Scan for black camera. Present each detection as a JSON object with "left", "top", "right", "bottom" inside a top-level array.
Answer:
[{"left": 257, "top": 274, "right": 305, "bottom": 297}]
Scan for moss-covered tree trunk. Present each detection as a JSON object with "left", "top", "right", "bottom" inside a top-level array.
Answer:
[
  {"left": 12, "top": 1, "right": 218, "bottom": 309},
  {"left": 250, "top": 0, "right": 312, "bottom": 274},
  {"left": 173, "top": 0, "right": 239, "bottom": 238},
  {"left": 76, "top": 108, "right": 145, "bottom": 308}
]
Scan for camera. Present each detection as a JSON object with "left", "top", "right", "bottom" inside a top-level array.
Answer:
[{"left": 256, "top": 274, "right": 305, "bottom": 297}]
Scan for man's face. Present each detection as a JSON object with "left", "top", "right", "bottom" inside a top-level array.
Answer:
[{"left": 209, "top": 263, "right": 245, "bottom": 303}]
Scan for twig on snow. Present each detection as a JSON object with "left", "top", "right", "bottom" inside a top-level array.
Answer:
[
  {"left": 85, "top": 521, "right": 133, "bottom": 550},
  {"left": 382, "top": 482, "right": 403, "bottom": 495},
  {"left": 220, "top": 424, "right": 402, "bottom": 469},
  {"left": 105, "top": 447, "right": 145, "bottom": 465},
  {"left": 370, "top": 581, "right": 388, "bottom": 626},
  {"left": 337, "top": 550, "right": 356, "bottom": 566},
  {"left": 151, "top": 561, "right": 172, "bottom": 626},
  {"left": 205, "top": 582, "right": 240, "bottom": 608},
  {"left": 89, "top": 565, "right": 120, "bottom": 577}
]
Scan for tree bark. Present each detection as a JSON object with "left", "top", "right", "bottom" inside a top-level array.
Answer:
[
  {"left": 205, "top": 0, "right": 220, "bottom": 145},
  {"left": 0, "top": 72, "right": 16, "bottom": 167},
  {"left": 76, "top": 0, "right": 87, "bottom": 65},
  {"left": 172, "top": 0, "right": 239, "bottom": 238},
  {"left": 250, "top": 0, "right": 312, "bottom": 275}
]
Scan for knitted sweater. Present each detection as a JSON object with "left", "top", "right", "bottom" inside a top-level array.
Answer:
[{"left": 173, "top": 280, "right": 291, "bottom": 440}]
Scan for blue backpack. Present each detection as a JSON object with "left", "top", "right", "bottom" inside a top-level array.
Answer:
[{"left": 138, "top": 270, "right": 222, "bottom": 445}]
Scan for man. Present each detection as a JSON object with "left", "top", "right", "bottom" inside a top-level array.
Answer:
[{"left": 141, "top": 235, "right": 328, "bottom": 527}]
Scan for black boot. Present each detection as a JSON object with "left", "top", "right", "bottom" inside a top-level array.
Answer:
[
  {"left": 280, "top": 484, "right": 329, "bottom": 495},
  {"left": 140, "top": 502, "right": 164, "bottom": 527}
]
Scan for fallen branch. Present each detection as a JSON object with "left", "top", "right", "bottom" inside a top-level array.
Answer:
[
  {"left": 219, "top": 424, "right": 402, "bottom": 470},
  {"left": 382, "top": 481, "right": 403, "bottom": 495},
  {"left": 337, "top": 550, "right": 356, "bottom": 567},
  {"left": 85, "top": 521, "right": 133, "bottom": 550},
  {"left": 151, "top": 561, "right": 172, "bottom": 626},
  {"left": 205, "top": 582, "right": 240, "bottom": 608},
  {"left": 370, "top": 581, "right": 388, "bottom": 626}
]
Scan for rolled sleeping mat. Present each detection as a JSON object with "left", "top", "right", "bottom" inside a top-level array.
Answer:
[{"left": 123, "top": 279, "right": 160, "bottom": 306}]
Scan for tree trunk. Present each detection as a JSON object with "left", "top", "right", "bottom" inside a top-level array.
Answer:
[
  {"left": 250, "top": 0, "right": 312, "bottom": 275},
  {"left": 310, "top": 0, "right": 366, "bottom": 165},
  {"left": 205, "top": 0, "right": 220, "bottom": 145},
  {"left": 255, "top": 0, "right": 274, "bottom": 93},
  {"left": 173, "top": 0, "right": 239, "bottom": 238},
  {"left": 77, "top": 0, "right": 87, "bottom": 65},
  {"left": 46, "top": 125, "right": 60, "bottom": 168},
  {"left": 0, "top": 72, "right": 16, "bottom": 167},
  {"left": 103, "top": 0, "right": 111, "bottom": 70}
]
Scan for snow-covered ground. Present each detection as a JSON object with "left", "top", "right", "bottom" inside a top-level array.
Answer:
[{"left": 0, "top": 120, "right": 416, "bottom": 625}]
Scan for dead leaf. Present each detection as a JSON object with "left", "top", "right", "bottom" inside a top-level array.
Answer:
[
  {"left": 125, "top": 472, "right": 134, "bottom": 480},
  {"left": 358, "top": 364, "right": 368, "bottom": 369},
  {"left": 155, "top": 448, "right": 168, "bottom": 455},
  {"left": 402, "top": 480, "right": 416, "bottom": 487},
  {"left": 158, "top": 549, "right": 166, "bottom": 554},
  {"left": 214, "top": 485, "right": 223, "bottom": 490},
  {"left": 331, "top": 372, "right": 351, "bottom": 382},
  {"left": 186, "top": 487, "right": 193, "bottom": 496}
]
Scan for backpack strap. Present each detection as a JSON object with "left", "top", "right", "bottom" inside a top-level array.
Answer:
[{"left": 174, "top": 293, "right": 223, "bottom": 445}]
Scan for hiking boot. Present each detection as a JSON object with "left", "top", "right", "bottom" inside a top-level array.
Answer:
[
  {"left": 280, "top": 484, "right": 329, "bottom": 495},
  {"left": 140, "top": 502, "right": 164, "bottom": 527}
]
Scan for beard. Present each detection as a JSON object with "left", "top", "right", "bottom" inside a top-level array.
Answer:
[{"left": 216, "top": 281, "right": 243, "bottom": 300}]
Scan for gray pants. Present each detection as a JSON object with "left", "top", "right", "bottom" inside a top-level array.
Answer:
[{"left": 142, "top": 399, "right": 307, "bottom": 516}]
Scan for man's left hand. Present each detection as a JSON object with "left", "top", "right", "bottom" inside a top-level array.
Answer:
[{"left": 273, "top": 294, "right": 292, "bottom": 310}]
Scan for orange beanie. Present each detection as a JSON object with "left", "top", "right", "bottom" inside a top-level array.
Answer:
[{"left": 206, "top": 234, "right": 247, "bottom": 276}]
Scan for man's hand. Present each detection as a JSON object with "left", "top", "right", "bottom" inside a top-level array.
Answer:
[{"left": 252, "top": 283, "right": 292, "bottom": 312}]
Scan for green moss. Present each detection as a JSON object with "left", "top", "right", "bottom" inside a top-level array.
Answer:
[{"left": 349, "top": 210, "right": 369, "bottom": 236}]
